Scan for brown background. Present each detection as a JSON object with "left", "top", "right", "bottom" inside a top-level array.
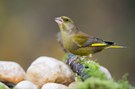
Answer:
[{"left": 0, "top": 0, "right": 135, "bottom": 85}]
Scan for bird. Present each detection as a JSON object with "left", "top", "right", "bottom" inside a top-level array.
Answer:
[{"left": 55, "top": 16, "right": 124, "bottom": 57}]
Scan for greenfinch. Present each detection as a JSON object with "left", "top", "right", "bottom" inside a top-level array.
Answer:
[{"left": 55, "top": 16, "right": 124, "bottom": 57}]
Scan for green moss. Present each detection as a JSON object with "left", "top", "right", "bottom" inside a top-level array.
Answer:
[
  {"left": 62, "top": 53, "right": 69, "bottom": 62},
  {"left": 80, "top": 60, "right": 107, "bottom": 80},
  {"left": 64, "top": 54, "right": 135, "bottom": 89},
  {"left": 64, "top": 53, "right": 109, "bottom": 80},
  {"left": 74, "top": 77, "right": 135, "bottom": 89}
]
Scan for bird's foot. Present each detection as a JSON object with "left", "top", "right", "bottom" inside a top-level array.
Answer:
[
  {"left": 89, "top": 54, "right": 93, "bottom": 58},
  {"left": 81, "top": 56, "right": 91, "bottom": 61},
  {"left": 67, "top": 55, "right": 80, "bottom": 65}
]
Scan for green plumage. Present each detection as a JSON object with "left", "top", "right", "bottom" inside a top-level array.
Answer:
[{"left": 55, "top": 16, "right": 124, "bottom": 56}]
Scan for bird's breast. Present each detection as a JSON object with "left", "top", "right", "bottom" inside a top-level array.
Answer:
[{"left": 61, "top": 32, "right": 76, "bottom": 50}]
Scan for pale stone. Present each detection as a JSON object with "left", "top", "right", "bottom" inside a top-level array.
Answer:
[
  {"left": 99, "top": 66, "right": 112, "bottom": 79},
  {"left": 14, "top": 80, "right": 38, "bottom": 89},
  {"left": 26, "top": 56, "right": 74, "bottom": 87},
  {"left": 68, "top": 82, "right": 78, "bottom": 89},
  {"left": 0, "top": 61, "right": 25, "bottom": 84},
  {"left": 41, "top": 83, "right": 68, "bottom": 89}
]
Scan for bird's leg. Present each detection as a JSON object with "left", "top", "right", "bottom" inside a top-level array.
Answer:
[
  {"left": 81, "top": 54, "right": 93, "bottom": 60},
  {"left": 68, "top": 55, "right": 80, "bottom": 65},
  {"left": 89, "top": 54, "right": 93, "bottom": 58},
  {"left": 81, "top": 56, "right": 87, "bottom": 60},
  {"left": 81, "top": 56, "right": 89, "bottom": 60}
]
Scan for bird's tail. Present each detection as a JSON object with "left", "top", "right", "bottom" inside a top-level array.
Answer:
[
  {"left": 106, "top": 45, "right": 126, "bottom": 49},
  {"left": 105, "top": 41, "right": 126, "bottom": 49},
  {"left": 91, "top": 41, "right": 126, "bottom": 49}
]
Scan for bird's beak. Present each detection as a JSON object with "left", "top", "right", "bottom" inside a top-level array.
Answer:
[{"left": 55, "top": 17, "right": 63, "bottom": 24}]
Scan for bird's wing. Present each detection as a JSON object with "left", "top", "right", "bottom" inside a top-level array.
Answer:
[
  {"left": 72, "top": 32, "right": 90, "bottom": 47},
  {"left": 72, "top": 31, "right": 108, "bottom": 47}
]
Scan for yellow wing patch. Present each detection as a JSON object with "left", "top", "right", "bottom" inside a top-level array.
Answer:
[{"left": 91, "top": 43, "right": 107, "bottom": 46}]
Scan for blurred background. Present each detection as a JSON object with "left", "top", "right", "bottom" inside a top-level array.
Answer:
[{"left": 0, "top": 0, "right": 135, "bottom": 85}]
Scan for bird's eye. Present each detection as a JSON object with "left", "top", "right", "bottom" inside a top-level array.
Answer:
[{"left": 64, "top": 18, "right": 69, "bottom": 22}]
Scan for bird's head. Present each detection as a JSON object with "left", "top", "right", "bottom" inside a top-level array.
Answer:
[{"left": 55, "top": 16, "right": 76, "bottom": 33}]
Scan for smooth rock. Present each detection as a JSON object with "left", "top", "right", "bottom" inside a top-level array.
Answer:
[
  {"left": 41, "top": 83, "right": 68, "bottom": 89},
  {"left": 0, "top": 61, "right": 25, "bottom": 84},
  {"left": 26, "top": 56, "right": 74, "bottom": 87},
  {"left": 68, "top": 82, "right": 78, "bottom": 89},
  {"left": 14, "top": 80, "right": 38, "bottom": 89},
  {"left": 99, "top": 66, "right": 112, "bottom": 79}
]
